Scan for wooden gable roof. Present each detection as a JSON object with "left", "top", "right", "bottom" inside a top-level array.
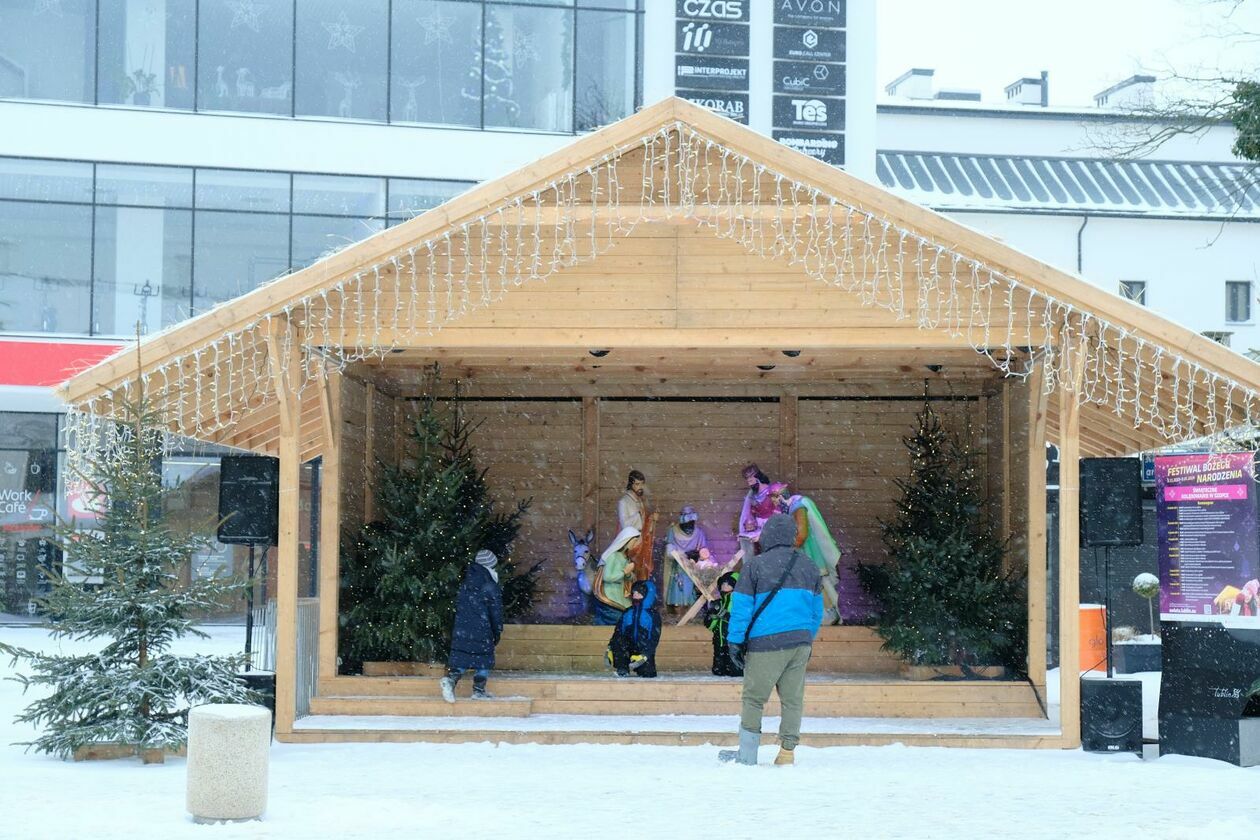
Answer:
[{"left": 58, "top": 97, "right": 1260, "bottom": 460}]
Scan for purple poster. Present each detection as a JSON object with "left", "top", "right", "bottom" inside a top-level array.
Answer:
[{"left": 1156, "top": 452, "right": 1260, "bottom": 623}]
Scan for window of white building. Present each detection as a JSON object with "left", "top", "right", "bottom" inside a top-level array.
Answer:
[
  {"left": 1118, "top": 280, "right": 1146, "bottom": 305},
  {"left": 1226, "top": 280, "right": 1252, "bottom": 323}
]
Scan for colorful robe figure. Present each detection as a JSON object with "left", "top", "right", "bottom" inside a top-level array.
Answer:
[
  {"left": 771, "top": 483, "right": 842, "bottom": 624},
  {"left": 738, "top": 464, "right": 776, "bottom": 558},
  {"left": 593, "top": 526, "right": 640, "bottom": 626},
  {"left": 665, "top": 505, "right": 708, "bottom": 607},
  {"left": 618, "top": 470, "right": 656, "bottom": 582}
]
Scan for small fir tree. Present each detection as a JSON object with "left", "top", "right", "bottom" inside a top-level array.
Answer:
[
  {"left": 857, "top": 398, "right": 1025, "bottom": 674},
  {"left": 0, "top": 369, "right": 252, "bottom": 759},
  {"left": 339, "top": 387, "right": 540, "bottom": 670}
]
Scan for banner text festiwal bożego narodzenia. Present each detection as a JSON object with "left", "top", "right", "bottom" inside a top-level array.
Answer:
[{"left": 1156, "top": 452, "right": 1260, "bottom": 624}]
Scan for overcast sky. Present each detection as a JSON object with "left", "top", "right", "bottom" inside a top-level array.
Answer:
[{"left": 877, "top": 0, "right": 1260, "bottom": 107}]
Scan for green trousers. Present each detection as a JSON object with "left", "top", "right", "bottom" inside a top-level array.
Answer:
[{"left": 740, "top": 644, "right": 812, "bottom": 750}]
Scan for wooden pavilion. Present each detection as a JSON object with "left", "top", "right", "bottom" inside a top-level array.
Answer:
[{"left": 58, "top": 98, "right": 1260, "bottom": 749}]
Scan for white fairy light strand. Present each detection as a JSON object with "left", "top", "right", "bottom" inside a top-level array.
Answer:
[{"left": 66, "top": 120, "right": 1260, "bottom": 471}]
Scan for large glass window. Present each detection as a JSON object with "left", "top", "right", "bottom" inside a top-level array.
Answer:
[
  {"left": 1, "top": 1, "right": 641, "bottom": 131},
  {"left": 0, "top": 200, "right": 93, "bottom": 334},
  {"left": 575, "top": 8, "right": 635, "bottom": 131},
  {"left": 390, "top": 0, "right": 482, "bottom": 127},
  {"left": 97, "top": 0, "right": 196, "bottom": 109},
  {"left": 0, "top": 155, "right": 473, "bottom": 335},
  {"left": 196, "top": 0, "right": 294, "bottom": 115},
  {"left": 292, "top": 215, "right": 382, "bottom": 268},
  {"left": 484, "top": 4, "right": 573, "bottom": 132},
  {"left": 0, "top": 0, "right": 95, "bottom": 103},
  {"left": 387, "top": 177, "right": 467, "bottom": 225},
  {"left": 295, "top": 0, "right": 388, "bottom": 121},
  {"left": 93, "top": 206, "right": 193, "bottom": 335},
  {"left": 192, "top": 210, "right": 289, "bottom": 313}
]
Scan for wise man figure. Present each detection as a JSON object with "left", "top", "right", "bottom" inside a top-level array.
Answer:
[
  {"left": 770, "top": 481, "right": 842, "bottom": 625},
  {"left": 618, "top": 469, "right": 658, "bottom": 582},
  {"left": 738, "top": 463, "right": 776, "bottom": 560}
]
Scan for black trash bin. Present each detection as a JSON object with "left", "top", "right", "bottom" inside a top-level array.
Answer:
[{"left": 237, "top": 671, "right": 277, "bottom": 735}]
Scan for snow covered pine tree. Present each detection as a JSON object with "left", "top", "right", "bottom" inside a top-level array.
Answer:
[{"left": 0, "top": 359, "right": 252, "bottom": 761}]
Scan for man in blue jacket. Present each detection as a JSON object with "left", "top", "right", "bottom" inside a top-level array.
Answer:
[{"left": 719, "top": 514, "right": 823, "bottom": 766}]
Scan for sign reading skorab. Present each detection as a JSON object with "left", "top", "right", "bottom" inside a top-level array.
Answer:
[{"left": 1156, "top": 452, "right": 1260, "bottom": 625}]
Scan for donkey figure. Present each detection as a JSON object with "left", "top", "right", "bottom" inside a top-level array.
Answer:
[{"left": 563, "top": 527, "right": 596, "bottom": 621}]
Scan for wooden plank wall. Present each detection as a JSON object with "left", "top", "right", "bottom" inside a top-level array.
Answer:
[
  {"left": 339, "top": 377, "right": 368, "bottom": 532},
  {"left": 455, "top": 399, "right": 584, "bottom": 620},
  {"left": 597, "top": 398, "right": 781, "bottom": 574},
  {"left": 344, "top": 388, "right": 1014, "bottom": 623},
  {"left": 797, "top": 396, "right": 987, "bottom": 623}
]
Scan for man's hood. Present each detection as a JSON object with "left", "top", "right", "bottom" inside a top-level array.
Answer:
[{"left": 761, "top": 513, "right": 796, "bottom": 550}]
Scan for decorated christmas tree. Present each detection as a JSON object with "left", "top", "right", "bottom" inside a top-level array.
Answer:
[
  {"left": 0, "top": 366, "right": 252, "bottom": 760},
  {"left": 858, "top": 397, "right": 1025, "bottom": 674},
  {"left": 338, "top": 385, "right": 540, "bottom": 670}
]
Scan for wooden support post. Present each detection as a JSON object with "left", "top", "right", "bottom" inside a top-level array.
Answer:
[
  {"left": 779, "top": 394, "right": 798, "bottom": 486},
  {"left": 1057, "top": 347, "right": 1085, "bottom": 748},
  {"left": 363, "top": 382, "right": 376, "bottom": 524},
  {"left": 317, "top": 368, "right": 342, "bottom": 683},
  {"left": 265, "top": 317, "right": 301, "bottom": 735},
  {"left": 1026, "top": 363, "right": 1049, "bottom": 698},
  {"left": 582, "top": 397, "right": 599, "bottom": 535}
]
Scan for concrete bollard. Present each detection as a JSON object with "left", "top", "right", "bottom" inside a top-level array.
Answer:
[{"left": 186, "top": 704, "right": 271, "bottom": 824}]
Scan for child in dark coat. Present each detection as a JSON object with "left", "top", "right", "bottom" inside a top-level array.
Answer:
[
  {"left": 703, "top": 572, "right": 743, "bottom": 677},
  {"left": 440, "top": 549, "right": 504, "bottom": 702},
  {"left": 607, "top": 580, "right": 662, "bottom": 677}
]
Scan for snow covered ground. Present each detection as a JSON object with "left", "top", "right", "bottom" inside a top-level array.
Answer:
[{"left": 1, "top": 625, "right": 1256, "bottom": 840}]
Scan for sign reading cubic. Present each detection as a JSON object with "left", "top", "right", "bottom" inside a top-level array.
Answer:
[
  {"left": 675, "top": 0, "right": 750, "bottom": 124},
  {"left": 771, "top": 0, "right": 846, "bottom": 166},
  {"left": 1155, "top": 452, "right": 1260, "bottom": 623}
]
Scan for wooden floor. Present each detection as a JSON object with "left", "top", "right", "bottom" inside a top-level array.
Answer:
[
  {"left": 299, "top": 624, "right": 1050, "bottom": 746},
  {"left": 364, "top": 624, "right": 904, "bottom": 675}
]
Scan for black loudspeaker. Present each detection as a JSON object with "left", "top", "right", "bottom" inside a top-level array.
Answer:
[
  {"left": 217, "top": 456, "right": 279, "bottom": 546},
  {"left": 1080, "top": 458, "right": 1144, "bottom": 547},
  {"left": 1081, "top": 678, "right": 1143, "bottom": 754}
]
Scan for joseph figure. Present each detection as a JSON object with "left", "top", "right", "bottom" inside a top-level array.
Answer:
[{"left": 618, "top": 469, "right": 658, "bottom": 582}]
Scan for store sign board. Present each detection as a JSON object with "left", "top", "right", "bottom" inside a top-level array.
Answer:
[
  {"left": 772, "top": 130, "right": 845, "bottom": 165},
  {"left": 676, "top": 0, "right": 750, "bottom": 22},
  {"left": 676, "top": 20, "right": 750, "bottom": 57},
  {"left": 773, "top": 0, "right": 846, "bottom": 27},
  {"left": 772, "top": 95, "right": 844, "bottom": 131},
  {"left": 773, "top": 60, "right": 845, "bottom": 97},
  {"left": 676, "top": 56, "right": 750, "bottom": 91},
  {"left": 772, "top": 25, "right": 845, "bottom": 63},
  {"left": 677, "top": 90, "right": 749, "bottom": 124}
]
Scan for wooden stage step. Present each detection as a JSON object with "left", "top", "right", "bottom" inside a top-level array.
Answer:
[
  {"left": 314, "top": 672, "right": 1045, "bottom": 719},
  {"left": 363, "top": 624, "right": 902, "bottom": 676}
]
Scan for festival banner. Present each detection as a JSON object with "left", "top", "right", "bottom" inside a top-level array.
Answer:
[{"left": 1156, "top": 452, "right": 1260, "bottom": 624}]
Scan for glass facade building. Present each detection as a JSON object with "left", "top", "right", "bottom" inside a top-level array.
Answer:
[
  {"left": 0, "top": 156, "right": 473, "bottom": 337},
  {"left": 0, "top": 0, "right": 642, "bottom": 133}
]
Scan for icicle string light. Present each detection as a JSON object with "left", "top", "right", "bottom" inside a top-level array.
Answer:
[{"left": 66, "top": 121, "right": 1260, "bottom": 469}]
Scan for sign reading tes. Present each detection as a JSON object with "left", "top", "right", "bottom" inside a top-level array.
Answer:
[
  {"left": 772, "top": 25, "right": 845, "bottom": 62},
  {"left": 774, "top": 0, "right": 846, "bottom": 27},
  {"left": 772, "top": 95, "right": 844, "bottom": 131},
  {"left": 773, "top": 60, "right": 845, "bottom": 97}
]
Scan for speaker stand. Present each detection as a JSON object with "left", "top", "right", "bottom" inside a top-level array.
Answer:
[
  {"left": 244, "top": 542, "right": 257, "bottom": 673},
  {"left": 1103, "top": 545, "right": 1114, "bottom": 679}
]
